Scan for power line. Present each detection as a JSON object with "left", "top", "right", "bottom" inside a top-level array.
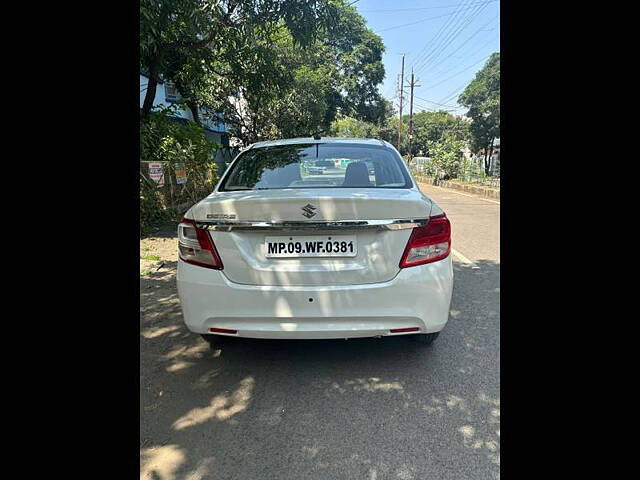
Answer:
[
  {"left": 420, "top": 14, "right": 499, "bottom": 75},
  {"left": 361, "top": 1, "right": 496, "bottom": 13},
  {"left": 410, "top": 0, "right": 478, "bottom": 73},
  {"left": 412, "top": 102, "right": 451, "bottom": 113},
  {"left": 427, "top": 38, "right": 499, "bottom": 85},
  {"left": 448, "top": 29, "right": 499, "bottom": 61},
  {"left": 373, "top": 1, "right": 494, "bottom": 33},
  {"left": 428, "top": 54, "right": 493, "bottom": 90},
  {"left": 414, "top": 0, "right": 492, "bottom": 76},
  {"left": 417, "top": 0, "right": 490, "bottom": 73},
  {"left": 374, "top": 11, "right": 463, "bottom": 34},
  {"left": 435, "top": 74, "right": 481, "bottom": 106},
  {"left": 438, "top": 84, "right": 468, "bottom": 105},
  {"left": 424, "top": 40, "right": 498, "bottom": 87},
  {"left": 413, "top": 95, "right": 457, "bottom": 109}
]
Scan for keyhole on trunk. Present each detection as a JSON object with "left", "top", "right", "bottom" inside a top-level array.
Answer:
[{"left": 308, "top": 298, "right": 313, "bottom": 302}]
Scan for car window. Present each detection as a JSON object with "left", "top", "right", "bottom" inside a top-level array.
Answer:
[{"left": 220, "top": 143, "right": 412, "bottom": 191}]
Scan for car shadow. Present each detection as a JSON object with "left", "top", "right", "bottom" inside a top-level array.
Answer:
[{"left": 141, "top": 247, "right": 500, "bottom": 480}]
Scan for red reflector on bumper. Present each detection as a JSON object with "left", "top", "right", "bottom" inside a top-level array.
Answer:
[
  {"left": 390, "top": 327, "right": 420, "bottom": 333},
  {"left": 210, "top": 327, "right": 237, "bottom": 334}
]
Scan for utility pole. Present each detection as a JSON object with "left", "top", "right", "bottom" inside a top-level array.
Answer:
[
  {"left": 406, "top": 70, "right": 421, "bottom": 161},
  {"left": 397, "top": 54, "right": 405, "bottom": 153}
]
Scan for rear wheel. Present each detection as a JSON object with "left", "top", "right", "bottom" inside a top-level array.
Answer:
[{"left": 413, "top": 332, "right": 439, "bottom": 345}]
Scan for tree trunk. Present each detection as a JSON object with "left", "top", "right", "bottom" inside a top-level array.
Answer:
[
  {"left": 142, "top": 57, "right": 160, "bottom": 116},
  {"left": 174, "top": 80, "right": 201, "bottom": 127},
  {"left": 483, "top": 145, "right": 490, "bottom": 175},
  {"left": 187, "top": 101, "right": 201, "bottom": 126}
]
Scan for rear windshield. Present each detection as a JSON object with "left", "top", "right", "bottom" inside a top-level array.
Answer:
[{"left": 219, "top": 143, "right": 412, "bottom": 191}]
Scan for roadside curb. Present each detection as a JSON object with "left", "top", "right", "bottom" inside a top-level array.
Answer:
[{"left": 416, "top": 177, "right": 500, "bottom": 200}]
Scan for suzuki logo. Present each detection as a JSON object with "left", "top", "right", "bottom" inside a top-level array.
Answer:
[{"left": 301, "top": 203, "right": 317, "bottom": 218}]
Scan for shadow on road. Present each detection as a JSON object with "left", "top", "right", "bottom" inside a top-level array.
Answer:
[{"left": 140, "top": 258, "right": 500, "bottom": 480}]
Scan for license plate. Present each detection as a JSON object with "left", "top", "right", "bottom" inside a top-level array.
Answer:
[{"left": 265, "top": 235, "right": 357, "bottom": 258}]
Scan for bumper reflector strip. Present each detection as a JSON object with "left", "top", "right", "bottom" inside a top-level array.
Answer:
[
  {"left": 210, "top": 327, "right": 238, "bottom": 334},
  {"left": 389, "top": 327, "right": 420, "bottom": 333}
]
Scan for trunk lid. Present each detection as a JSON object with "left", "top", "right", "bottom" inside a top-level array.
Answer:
[{"left": 189, "top": 188, "right": 433, "bottom": 286}]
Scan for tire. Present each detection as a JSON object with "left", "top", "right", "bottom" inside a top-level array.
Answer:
[
  {"left": 413, "top": 332, "right": 439, "bottom": 345},
  {"left": 201, "top": 334, "right": 226, "bottom": 347}
]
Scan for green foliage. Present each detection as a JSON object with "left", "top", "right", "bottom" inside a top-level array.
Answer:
[
  {"left": 377, "top": 116, "right": 405, "bottom": 151},
  {"left": 329, "top": 98, "right": 398, "bottom": 142},
  {"left": 458, "top": 155, "right": 485, "bottom": 181},
  {"left": 458, "top": 52, "right": 500, "bottom": 172},
  {"left": 140, "top": 106, "right": 219, "bottom": 234},
  {"left": 141, "top": 106, "right": 217, "bottom": 163},
  {"left": 330, "top": 10, "right": 386, "bottom": 124},
  {"left": 141, "top": 1, "right": 387, "bottom": 145},
  {"left": 425, "top": 136, "right": 465, "bottom": 181},
  {"left": 226, "top": 1, "right": 386, "bottom": 143},
  {"left": 369, "top": 107, "right": 469, "bottom": 157},
  {"left": 140, "top": 175, "right": 171, "bottom": 236},
  {"left": 329, "top": 115, "right": 381, "bottom": 138},
  {"left": 409, "top": 110, "right": 469, "bottom": 156},
  {"left": 140, "top": 0, "right": 331, "bottom": 73}
]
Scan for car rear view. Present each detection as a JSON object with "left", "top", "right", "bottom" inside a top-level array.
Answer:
[{"left": 177, "top": 138, "right": 453, "bottom": 345}]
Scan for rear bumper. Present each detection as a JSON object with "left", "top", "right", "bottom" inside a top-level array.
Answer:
[{"left": 176, "top": 256, "right": 453, "bottom": 339}]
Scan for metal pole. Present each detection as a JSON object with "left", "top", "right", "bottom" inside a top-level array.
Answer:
[
  {"left": 408, "top": 70, "right": 414, "bottom": 161},
  {"left": 397, "top": 54, "right": 405, "bottom": 152}
]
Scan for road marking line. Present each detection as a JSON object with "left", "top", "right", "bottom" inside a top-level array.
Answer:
[
  {"left": 420, "top": 183, "right": 501, "bottom": 204},
  {"left": 452, "top": 248, "right": 480, "bottom": 269}
]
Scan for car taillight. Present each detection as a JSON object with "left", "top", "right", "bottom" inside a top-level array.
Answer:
[
  {"left": 399, "top": 214, "right": 451, "bottom": 268},
  {"left": 178, "top": 218, "right": 223, "bottom": 270}
]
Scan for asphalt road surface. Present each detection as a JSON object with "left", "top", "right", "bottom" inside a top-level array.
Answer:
[{"left": 140, "top": 183, "right": 500, "bottom": 480}]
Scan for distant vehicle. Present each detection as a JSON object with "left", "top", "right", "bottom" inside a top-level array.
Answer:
[
  {"left": 307, "top": 163, "right": 323, "bottom": 175},
  {"left": 315, "top": 159, "right": 335, "bottom": 168},
  {"left": 177, "top": 137, "right": 452, "bottom": 347}
]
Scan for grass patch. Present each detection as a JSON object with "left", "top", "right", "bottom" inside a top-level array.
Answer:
[{"left": 141, "top": 253, "right": 161, "bottom": 261}]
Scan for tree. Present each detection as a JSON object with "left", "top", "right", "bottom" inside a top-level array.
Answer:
[
  {"left": 425, "top": 135, "right": 465, "bottom": 181},
  {"left": 140, "top": 0, "right": 333, "bottom": 118},
  {"left": 408, "top": 110, "right": 469, "bottom": 157},
  {"left": 329, "top": 115, "right": 381, "bottom": 138},
  {"left": 458, "top": 52, "right": 500, "bottom": 175},
  {"left": 140, "top": 105, "right": 220, "bottom": 233},
  {"left": 141, "top": 1, "right": 387, "bottom": 146},
  {"left": 215, "top": 0, "right": 387, "bottom": 144}
]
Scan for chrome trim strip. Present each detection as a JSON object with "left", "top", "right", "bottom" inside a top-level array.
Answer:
[{"left": 195, "top": 218, "right": 430, "bottom": 231}]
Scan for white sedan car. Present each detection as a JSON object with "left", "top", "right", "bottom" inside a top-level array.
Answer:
[{"left": 177, "top": 137, "right": 453, "bottom": 346}]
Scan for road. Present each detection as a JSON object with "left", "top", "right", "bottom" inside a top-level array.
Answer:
[
  {"left": 420, "top": 182, "right": 500, "bottom": 264},
  {"left": 140, "top": 183, "right": 500, "bottom": 480}
]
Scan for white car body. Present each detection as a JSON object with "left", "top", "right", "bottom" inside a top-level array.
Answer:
[{"left": 177, "top": 138, "right": 453, "bottom": 341}]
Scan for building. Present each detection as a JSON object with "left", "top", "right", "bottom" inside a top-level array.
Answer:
[{"left": 140, "top": 72, "right": 237, "bottom": 172}]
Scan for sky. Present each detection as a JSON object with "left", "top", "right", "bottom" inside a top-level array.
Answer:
[{"left": 351, "top": 0, "right": 500, "bottom": 117}]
